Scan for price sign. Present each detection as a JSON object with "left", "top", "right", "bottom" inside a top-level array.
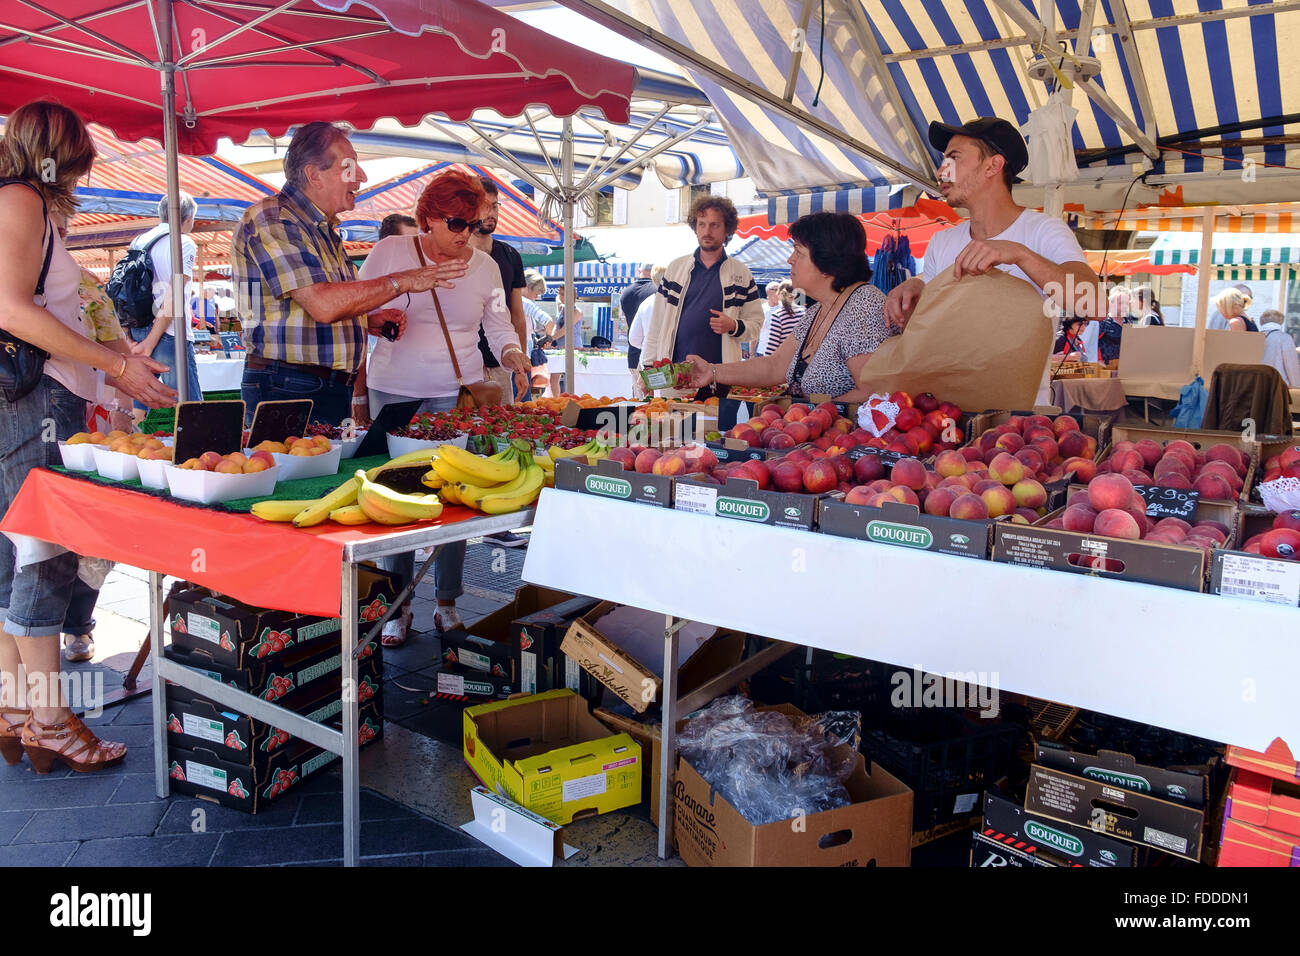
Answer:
[
  {"left": 1132, "top": 484, "right": 1199, "bottom": 519},
  {"left": 218, "top": 332, "right": 244, "bottom": 354},
  {"left": 846, "top": 445, "right": 906, "bottom": 466}
]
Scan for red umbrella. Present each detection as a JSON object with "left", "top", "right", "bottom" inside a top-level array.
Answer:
[
  {"left": 0, "top": 0, "right": 636, "bottom": 401},
  {"left": 736, "top": 196, "right": 961, "bottom": 258}
]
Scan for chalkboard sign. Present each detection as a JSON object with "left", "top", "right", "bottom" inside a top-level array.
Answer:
[
  {"left": 218, "top": 332, "right": 244, "bottom": 354},
  {"left": 1132, "top": 484, "right": 1200, "bottom": 519},
  {"left": 192, "top": 330, "right": 213, "bottom": 344},
  {"left": 247, "top": 400, "right": 313, "bottom": 449},
  {"left": 173, "top": 400, "right": 246, "bottom": 464},
  {"left": 847, "top": 445, "right": 907, "bottom": 465}
]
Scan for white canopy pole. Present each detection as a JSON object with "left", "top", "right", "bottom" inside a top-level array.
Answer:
[
  {"left": 562, "top": 116, "right": 576, "bottom": 395},
  {"left": 1191, "top": 206, "right": 1217, "bottom": 378},
  {"left": 160, "top": 0, "right": 188, "bottom": 403}
]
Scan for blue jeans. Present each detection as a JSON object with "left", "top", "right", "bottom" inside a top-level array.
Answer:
[
  {"left": 241, "top": 363, "right": 352, "bottom": 427},
  {"left": 127, "top": 327, "right": 202, "bottom": 407},
  {"left": 367, "top": 390, "right": 464, "bottom": 602},
  {"left": 0, "top": 377, "right": 85, "bottom": 636},
  {"left": 62, "top": 576, "right": 99, "bottom": 636}
]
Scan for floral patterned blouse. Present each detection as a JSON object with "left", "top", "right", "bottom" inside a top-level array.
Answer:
[{"left": 77, "top": 269, "right": 124, "bottom": 343}]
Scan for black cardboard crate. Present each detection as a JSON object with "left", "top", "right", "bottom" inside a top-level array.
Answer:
[
  {"left": 167, "top": 739, "right": 338, "bottom": 814},
  {"left": 818, "top": 498, "right": 995, "bottom": 559},
  {"left": 859, "top": 708, "right": 1018, "bottom": 833},
  {"left": 167, "top": 565, "right": 399, "bottom": 669},
  {"left": 982, "top": 789, "right": 1136, "bottom": 867},
  {"left": 554, "top": 456, "right": 673, "bottom": 508},
  {"left": 164, "top": 637, "right": 381, "bottom": 703},
  {"left": 513, "top": 593, "right": 603, "bottom": 698},
  {"left": 672, "top": 474, "right": 824, "bottom": 530},
  {"left": 431, "top": 663, "right": 514, "bottom": 702}
]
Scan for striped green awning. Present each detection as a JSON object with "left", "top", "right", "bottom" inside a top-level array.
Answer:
[{"left": 1149, "top": 234, "right": 1300, "bottom": 267}]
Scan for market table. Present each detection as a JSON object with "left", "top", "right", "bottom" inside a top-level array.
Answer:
[
  {"left": 544, "top": 350, "right": 631, "bottom": 399},
  {"left": 195, "top": 354, "right": 245, "bottom": 393},
  {"left": 0, "top": 467, "right": 531, "bottom": 866},
  {"left": 1048, "top": 376, "right": 1127, "bottom": 416},
  {"left": 521, "top": 488, "right": 1300, "bottom": 856}
]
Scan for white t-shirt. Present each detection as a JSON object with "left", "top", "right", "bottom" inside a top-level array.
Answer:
[
  {"left": 628, "top": 294, "right": 655, "bottom": 351},
  {"left": 923, "top": 209, "right": 1088, "bottom": 404},
  {"left": 358, "top": 238, "right": 512, "bottom": 399},
  {"left": 133, "top": 223, "right": 198, "bottom": 341}
]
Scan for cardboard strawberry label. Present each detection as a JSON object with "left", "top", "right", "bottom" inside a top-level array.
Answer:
[
  {"left": 261, "top": 674, "right": 294, "bottom": 702},
  {"left": 227, "top": 778, "right": 249, "bottom": 799},
  {"left": 262, "top": 766, "right": 299, "bottom": 800},
  {"left": 223, "top": 730, "right": 246, "bottom": 751},
  {"left": 252, "top": 628, "right": 294, "bottom": 659},
  {"left": 167, "top": 714, "right": 183, "bottom": 734},
  {"left": 168, "top": 761, "right": 185, "bottom": 782},
  {"left": 218, "top": 632, "right": 235, "bottom": 652},
  {"left": 358, "top": 719, "right": 379, "bottom": 745},
  {"left": 357, "top": 675, "right": 377, "bottom": 703},
  {"left": 359, "top": 596, "right": 390, "bottom": 623},
  {"left": 172, "top": 614, "right": 187, "bottom": 634},
  {"left": 260, "top": 729, "right": 291, "bottom": 753}
]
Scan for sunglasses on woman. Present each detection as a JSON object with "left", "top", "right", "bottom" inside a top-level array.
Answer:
[{"left": 441, "top": 216, "right": 483, "bottom": 233}]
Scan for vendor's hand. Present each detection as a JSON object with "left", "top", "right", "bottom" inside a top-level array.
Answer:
[
  {"left": 397, "top": 258, "right": 468, "bottom": 293},
  {"left": 350, "top": 394, "right": 372, "bottom": 427},
  {"left": 366, "top": 308, "right": 406, "bottom": 340},
  {"left": 500, "top": 349, "right": 531, "bottom": 378},
  {"left": 952, "top": 239, "right": 1024, "bottom": 280},
  {"left": 681, "top": 354, "right": 716, "bottom": 388},
  {"left": 885, "top": 277, "right": 924, "bottom": 331},
  {"left": 708, "top": 310, "right": 737, "bottom": 335},
  {"left": 110, "top": 355, "right": 177, "bottom": 409}
]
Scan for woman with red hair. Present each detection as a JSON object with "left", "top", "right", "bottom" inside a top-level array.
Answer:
[{"left": 357, "top": 169, "right": 528, "bottom": 644}]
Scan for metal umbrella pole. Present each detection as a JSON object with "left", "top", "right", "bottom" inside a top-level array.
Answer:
[
  {"left": 160, "top": 0, "right": 189, "bottom": 403},
  {"left": 562, "top": 115, "right": 576, "bottom": 394}
]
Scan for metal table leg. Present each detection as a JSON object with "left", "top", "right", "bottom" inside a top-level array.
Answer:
[
  {"left": 149, "top": 571, "right": 168, "bottom": 799},
  {"left": 341, "top": 559, "right": 360, "bottom": 868},
  {"left": 657, "top": 614, "right": 683, "bottom": 860}
]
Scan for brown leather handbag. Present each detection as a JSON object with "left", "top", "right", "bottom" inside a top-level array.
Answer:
[{"left": 413, "top": 237, "right": 503, "bottom": 409}]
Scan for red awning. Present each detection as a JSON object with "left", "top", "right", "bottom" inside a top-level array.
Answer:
[
  {"left": 0, "top": 0, "right": 637, "bottom": 155},
  {"left": 736, "top": 197, "right": 961, "bottom": 258}
]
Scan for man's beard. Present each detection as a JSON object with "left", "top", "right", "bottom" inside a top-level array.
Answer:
[{"left": 477, "top": 218, "right": 497, "bottom": 236}]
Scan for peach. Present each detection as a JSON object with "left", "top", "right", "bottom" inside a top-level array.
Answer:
[
  {"left": 732, "top": 425, "right": 763, "bottom": 448},
  {"left": 1057, "top": 431, "right": 1090, "bottom": 461},
  {"left": 845, "top": 485, "right": 873, "bottom": 506},
  {"left": 1109, "top": 449, "right": 1145, "bottom": 474},
  {"left": 988, "top": 452, "right": 1026, "bottom": 487},
  {"left": 607, "top": 447, "right": 636, "bottom": 471},
  {"left": 1260, "top": 529, "right": 1300, "bottom": 560},
  {"left": 769, "top": 461, "right": 804, "bottom": 493},
  {"left": 949, "top": 493, "right": 989, "bottom": 520},
  {"left": 802, "top": 459, "right": 838, "bottom": 494},
  {"left": 652, "top": 452, "right": 687, "bottom": 477},
  {"left": 1052, "top": 415, "right": 1081, "bottom": 438},
  {"left": 785, "top": 403, "right": 810, "bottom": 422},
  {"left": 891, "top": 457, "right": 928, "bottom": 491},
  {"left": 904, "top": 427, "right": 934, "bottom": 455},
  {"left": 1153, "top": 517, "right": 1191, "bottom": 538},
  {"left": 981, "top": 485, "right": 1017, "bottom": 518},
  {"left": 1120, "top": 470, "right": 1152, "bottom": 486},
  {"left": 865, "top": 493, "right": 892, "bottom": 508},
  {"left": 1155, "top": 472, "right": 1192, "bottom": 490},
  {"left": 924, "top": 487, "right": 958, "bottom": 517},
  {"left": 1029, "top": 436, "right": 1059, "bottom": 464},
  {"left": 1191, "top": 524, "right": 1227, "bottom": 546},
  {"left": 1087, "top": 474, "right": 1135, "bottom": 512},
  {"left": 1014, "top": 507, "right": 1040, "bottom": 523},
  {"left": 1062, "top": 457, "right": 1096, "bottom": 482},
  {"left": 1094, "top": 509, "right": 1141, "bottom": 540},
  {"left": 1132, "top": 439, "right": 1162, "bottom": 470},
  {"left": 1279, "top": 445, "right": 1300, "bottom": 470},
  {"left": 1061, "top": 504, "right": 1098, "bottom": 533},
  {"left": 895, "top": 407, "right": 923, "bottom": 432},
  {"left": 972, "top": 479, "right": 1004, "bottom": 496},
  {"left": 1124, "top": 502, "right": 1152, "bottom": 536},
  {"left": 634, "top": 449, "right": 661, "bottom": 474},
  {"left": 1144, "top": 531, "right": 1184, "bottom": 545},
  {"left": 767, "top": 432, "right": 797, "bottom": 450},
  {"left": 1192, "top": 474, "right": 1233, "bottom": 500},
  {"left": 827, "top": 454, "right": 854, "bottom": 483},
  {"left": 1023, "top": 426, "right": 1055, "bottom": 444},
  {"left": 1015, "top": 448, "right": 1045, "bottom": 475},
  {"left": 784, "top": 421, "right": 811, "bottom": 445},
  {"left": 1012, "top": 478, "right": 1048, "bottom": 509},
  {"left": 735, "top": 460, "right": 771, "bottom": 490},
  {"left": 198, "top": 451, "right": 223, "bottom": 471},
  {"left": 1274, "top": 511, "right": 1300, "bottom": 533},
  {"left": 934, "top": 450, "right": 967, "bottom": 478},
  {"left": 886, "top": 485, "right": 920, "bottom": 507},
  {"left": 1153, "top": 455, "right": 1190, "bottom": 478},
  {"left": 994, "top": 432, "right": 1025, "bottom": 454},
  {"left": 1043, "top": 517, "right": 1066, "bottom": 529},
  {"left": 1205, "top": 443, "right": 1243, "bottom": 473},
  {"left": 853, "top": 455, "right": 886, "bottom": 484}
]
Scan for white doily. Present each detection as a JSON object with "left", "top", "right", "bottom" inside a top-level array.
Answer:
[
  {"left": 1258, "top": 476, "right": 1300, "bottom": 513},
  {"left": 857, "top": 394, "right": 901, "bottom": 437}
]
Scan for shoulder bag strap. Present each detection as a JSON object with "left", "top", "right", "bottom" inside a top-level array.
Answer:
[
  {"left": 412, "top": 236, "right": 464, "bottom": 386},
  {"left": 1, "top": 179, "right": 54, "bottom": 303}
]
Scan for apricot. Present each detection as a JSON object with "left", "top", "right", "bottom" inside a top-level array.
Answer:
[
  {"left": 214, "top": 459, "right": 244, "bottom": 474},
  {"left": 66, "top": 432, "right": 93, "bottom": 445},
  {"left": 242, "top": 458, "right": 270, "bottom": 473}
]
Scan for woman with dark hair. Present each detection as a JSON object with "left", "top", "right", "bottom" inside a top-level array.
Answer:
[
  {"left": 357, "top": 168, "right": 528, "bottom": 645},
  {"left": 0, "top": 101, "right": 175, "bottom": 773},
  {"left": 1130, "top": 285, "right": 1163, "bottom": 327},
  {"left": 681, "top": 212, "right": 893, "bottom": 400},
  {"left": 1053, "top": 316, "right": 1090, "bottom": 361}
]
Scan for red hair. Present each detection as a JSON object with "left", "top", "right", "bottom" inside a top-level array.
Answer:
[{"left": 416, "top": 169, "right": 484, "bottom": 227}]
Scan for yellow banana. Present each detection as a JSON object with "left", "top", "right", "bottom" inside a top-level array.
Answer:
[
  {"left": 430, "top": 456, "right": 486, "bottom": 486},
  {"left": 328, "top": 505, "right": 370, "bottom": 525},
  {"left": 532, "top": 454, "right": 555, "bottom": 474},
  {"left": 479, "top": 464, "right": 544, "bottom": 514},
  {"left": 291, "top": 476, "right": 360, "bottom": 528},
  {"left": 383, "top": 448, "right": 441, "bottom": 468},
  {"left": 439, "top": 482, "right": 462, "bottom": 506},
  {"left": 548, "top": 444, "right": 577, "bottom": 461},
  {"left": 421, "top": 472, "right": 445, "bottom": 489},
  {"left": 438, "top": 443, "right": 520, "bottom": 484},
  {"left": 354, "top": 469, "right": 443, "bottom": 524},
  {"left": 457, "top": 464, "right": 534, "bottom": 509},
  {"left": 251, "top": 499, "right": 319, "bottom": 522}
]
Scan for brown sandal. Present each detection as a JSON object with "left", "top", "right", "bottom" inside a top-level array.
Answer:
[
  {"left": 20, "top": 714, "right": 126, "bottom": 774},
  {"left": 0, "top": 708, "right": 30, "bottom": 766}
]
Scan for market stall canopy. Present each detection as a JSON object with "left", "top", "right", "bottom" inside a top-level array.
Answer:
[
  {"left": 730, "top": 237, "right": 793, "bottom": 282},
  {"left": 1149, "top": 232, "right": 1300, "bottom": 281},
  {"left": 0, "top": 0, "right": 637, "bottom": 154},
  {"left": 735, "top": 195, "right": 960, "bottom": 256},
  {"left": 537, "top": 258, "right": 642, "bottom": 297},
  {"left": 1084, "top": 250, "right": 1195, "bottom": 278},
  {"left": 342, "top": 162, "right": 564, "bottom": 248},
  {"left": 1079, "top": 202, "right": 1300, "bottom": 234},
  {"left": 550, "top": 0, "right": 1300, "bottom": 218}
]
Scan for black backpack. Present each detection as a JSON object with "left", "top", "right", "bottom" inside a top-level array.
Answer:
[{"left": 106, "top": 231, "right": 166, "bottom": 328}]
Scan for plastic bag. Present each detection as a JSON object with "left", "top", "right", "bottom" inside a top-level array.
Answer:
[
  {"left": 676, "top": 696, "right": 861, "bottom": 826},
  {"left": 1172, "top": 375, "right": 1208, "bottom": 429},
  {"left": 76, "top": 556, "right": 115, "bottom": 589}
]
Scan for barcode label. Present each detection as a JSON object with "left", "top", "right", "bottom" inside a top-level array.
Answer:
[
  {"left": 1217, "top": 554, "right": 1300, "bottom": 606},
  {"left": 673, "top": 482, "right": 717, "bottom": 515}
]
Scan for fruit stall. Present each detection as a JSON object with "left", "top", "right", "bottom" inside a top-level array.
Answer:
[{"left": 543, "top": 348, "right": 631, "bottom": 399}]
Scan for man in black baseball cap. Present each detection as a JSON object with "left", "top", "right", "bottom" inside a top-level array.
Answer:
[{"left": 883, "top": 116, "right": 1101, "bottom": 404}]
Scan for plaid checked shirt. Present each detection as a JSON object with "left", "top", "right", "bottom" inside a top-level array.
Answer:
[{"left": 232, "top": 181, "right": 364, "bottom": 371}]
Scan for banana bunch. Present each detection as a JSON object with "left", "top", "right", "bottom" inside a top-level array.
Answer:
[
  {"left": 422, "top": 440, "right": 544, "bottom": 514},
  {"left": 354, "top": 469, "right": 443, "bottom": 525},
  {"left": 547, "top": 438, "right": 610, "bottom": 462},
  {"left": 250, "top": 473, "right": 359, "bottom": 526}
]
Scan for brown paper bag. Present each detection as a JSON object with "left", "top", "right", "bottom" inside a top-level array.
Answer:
[{"left": 857, "top": 267, "right": 1053, "bottom": 411}]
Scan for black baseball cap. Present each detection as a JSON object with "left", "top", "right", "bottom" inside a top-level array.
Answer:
[{"left": 928, "top": 117, "right": 1028, "bottom": 183}]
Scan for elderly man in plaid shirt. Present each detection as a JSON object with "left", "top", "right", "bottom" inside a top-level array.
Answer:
[{"left": 232, "top": 122, "right": 466, "bottom": 425}]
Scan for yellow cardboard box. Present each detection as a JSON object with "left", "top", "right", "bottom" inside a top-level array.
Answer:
[{"left": 463, "top": 690, "right": 641, "bottom": 824}]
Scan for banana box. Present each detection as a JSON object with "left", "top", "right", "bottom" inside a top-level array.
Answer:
[
  {"left": 166, "top": 566, "right": 399, "bottom": 669},
  {"left": 462, "top": 690, "right": 641, "bottom": 824}
]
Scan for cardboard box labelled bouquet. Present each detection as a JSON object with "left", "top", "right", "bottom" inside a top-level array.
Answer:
[
  {"left": 166, "top": 565, "right": 399, "bottom": 669},
  {"left": 1024, "top": 746, "right": 1208, "bottom": 862},
  {"left": 462, "top": 689, "right": 642, "bottom": 825},
  {"left": 672, "top": 703, "right": 913, "bottom": 867},
  {"left": 992, "top": 484, "right": 1239, "bottom": 592},
  {"left": 554, "top": 456, "right": 674, "bottom": 508},
  {"left": 561, "top": 603, "right": 747, "bottom": 714},
  {"left": 818, "top": 497, "right": 997, "bottom": 560},
  {"left": 980, "top": 789, "right": 1136, "bottom": 867},
  {"left": 672, "top": 474, "right": 827, "bottom": 531}
]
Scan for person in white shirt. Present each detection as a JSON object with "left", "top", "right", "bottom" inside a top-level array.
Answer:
[
  {"left": 755, "top": 281, "right": 781, "bottom": 354},
  {"left": 885, "top": 117, "right": 1100, "bottom": 405},
  {"left": 125, "top": 191, "right": 203, "bottom": 407},
  {"left": 355, "top": 170, "right": 528, "bottom": 645},
  {"left": 1259, "top": 309, "right": 1300, "bottom": 387},
  {"left": 627, "top": 265, "right": 667, "bottom": 393}
]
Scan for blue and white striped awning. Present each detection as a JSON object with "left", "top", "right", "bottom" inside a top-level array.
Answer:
[
  {"left": 537, "top": 260, "right": 643, "bottom": 279},
  {"left": 731, "top": 236, "right": 793, "bottom": 274},
  {"left": 587, "top": 0, "right": 1300, "bottom": 219}
]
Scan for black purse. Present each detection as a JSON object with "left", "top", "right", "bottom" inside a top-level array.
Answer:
[{"left": 0, "top": 178, "right": 55, "bottom": 403}]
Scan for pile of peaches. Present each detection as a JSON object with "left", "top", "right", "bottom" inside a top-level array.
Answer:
[
  {"left": 67, "top": 430, "right": 172, "bottom": 461},
  {"left": 249, "top": 435, "right": 334, "bottom": 457}
]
